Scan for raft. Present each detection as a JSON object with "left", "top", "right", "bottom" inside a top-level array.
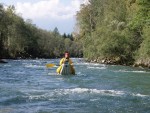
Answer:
[
  {"left": 56, "top": 61, "right": 75, "bottom": 75},
  {"left": 60, "top": 63, "right": 72, "bottom": 75}
]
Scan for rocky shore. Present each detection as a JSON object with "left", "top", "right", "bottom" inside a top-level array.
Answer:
[
  {"left": 86, "top": 57, "right": 128, "bottom": 65},
  {"left": 133, "top": 58, "right": 150, "bottom": 68},
  {"left": 86, "top": 57, "right": 150, "bottom": 69}
]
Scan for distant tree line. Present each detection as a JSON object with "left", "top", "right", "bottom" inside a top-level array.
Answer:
[
  {"left": 75, "top": 0, "right": 150, "bottom": 67},
  {"left": 0, "top": 4, "right": 83, "bottom": 59}
]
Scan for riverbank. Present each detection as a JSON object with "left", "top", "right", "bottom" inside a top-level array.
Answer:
[
  {"left": 86, "top": 57, "right": 150, "bottom": 69},
  {"left": 134, "top": 58, "right": 150, "bottom": 68}
]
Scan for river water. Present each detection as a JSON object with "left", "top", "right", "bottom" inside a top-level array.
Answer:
[{"left": 0, "top": 58, "right": 150, "bottom": 113}]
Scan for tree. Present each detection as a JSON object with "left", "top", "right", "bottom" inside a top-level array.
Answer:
[
  {"left": 62, "top": 33, "right": 67, "bottom": 38},
  {"left": 0, "top": 4, "right": 83, "bottom": 59},
  {"left": 75, "top": 0, "right": 150, "bottom": 65},
  {"left": 53, "top": 27, "right": 60, "bottom": 38}
]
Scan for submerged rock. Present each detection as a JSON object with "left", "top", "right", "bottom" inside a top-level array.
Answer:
[{"left": 0, "top": 59, "right": 7, "bottom": 63}]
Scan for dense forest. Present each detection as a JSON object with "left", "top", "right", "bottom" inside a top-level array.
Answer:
[
  {"left": 75, "top": 0, "right": 150, "bottom": 67},
  {"left": 1, "top": 1, "right": 150, "bottom": 68},
  {"left": 0, "top": 4, "right": 83, "bottom": 59}
]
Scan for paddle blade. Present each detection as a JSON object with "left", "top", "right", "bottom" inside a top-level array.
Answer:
[{"left": 46, "top": 64, "right": 56, "bottom": 68}]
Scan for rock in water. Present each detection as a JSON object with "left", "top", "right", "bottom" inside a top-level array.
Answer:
[{"left": 0, "top": 59, "right": 7, "bottom": 63}]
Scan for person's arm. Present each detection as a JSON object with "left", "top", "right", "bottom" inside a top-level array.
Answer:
[
  {"left": 60, "top": 58, "right": 64, "bottom": 65},
  {"left": 69, "top": 59, "right": 73, "bottom": 65}
]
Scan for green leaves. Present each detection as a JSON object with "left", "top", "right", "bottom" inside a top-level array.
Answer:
[
  {"left": 0, "top": 4, "right": 83, "bottom": 58},
  {"left": 75, "top": 0, "right": 150, "bottom": 65}
]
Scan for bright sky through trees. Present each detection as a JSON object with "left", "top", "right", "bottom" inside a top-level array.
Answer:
[{"left": 1, "top": 0, "right": 89, "bottom": 34}]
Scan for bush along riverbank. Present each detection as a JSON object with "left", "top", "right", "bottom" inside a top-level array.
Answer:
[{"left": 74, "top": 0, "right": 150, "bottom": 69}]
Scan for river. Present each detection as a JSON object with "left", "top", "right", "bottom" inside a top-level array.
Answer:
[{"left": 0, "top": 58, "right": 150, "bottom": 113}]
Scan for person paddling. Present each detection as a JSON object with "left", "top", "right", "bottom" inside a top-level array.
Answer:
[{"left": 56, "top": 52, "right": 75, "bottom": 75}]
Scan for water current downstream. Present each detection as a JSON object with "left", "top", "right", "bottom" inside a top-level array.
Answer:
[{"left": 0, "top": 58, "right": 150, "bottom": 113}]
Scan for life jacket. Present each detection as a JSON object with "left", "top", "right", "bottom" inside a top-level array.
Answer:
[
  {"left": 60, "top": 58, "right": 72, "bottom": 65},
  {"left": 56, "top": 58, "right": 75, "bottom": 75}
]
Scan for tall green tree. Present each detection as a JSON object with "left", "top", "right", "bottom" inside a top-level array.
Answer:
[
  {"left": 75, "top": 0, "right": 150, "bottom": 65},
  {"left": 0, "top": 4, "right": 83, "bottom": 59}
]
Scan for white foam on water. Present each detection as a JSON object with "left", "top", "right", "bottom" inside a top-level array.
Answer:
[
  {"left": 14, "top": 71, "right": 25, "bottom": 74},
  {"left": 113, "top": 70, "right": 150, "bottom": 73},
  {"left": 54, "top": 88, "right": 150, "bottom": 98},
  {"left": 132, "top": 93, "right": 149, "bottom": 97},
  {"left": 87, "top": 66, "right": 107, "bottom": 70},
  {"left": 4, "top": 64, "right": 11, "bottom": 67},
  {"left": 90, "top": 99, "right": 99, "bottom": 101},
  {"left": 76, "top": 72, "right": 87, "bottom": 76},
  {"left": 23, "top": 88, "right": 125, "bottom": 101},
  {"left": 24, "top": 64, "right": 45, "bottom": 68},
  {"left": 28, "top": 95, "right": 46, "bottom": 100},
  {"left": 75, "top": 62, "right": 91, "bottom": 66},
  {"left": 54, "top": 88, "right": 125, "bottom": 97},
  {"left": 23, "top": 88, "right": 150, "bottom": 101},
  {"left": 48, "top": 73, "right": 58, "bottom": 76},
  {"left": 75, "top": 62, "right": 105, "bottom": 66}
]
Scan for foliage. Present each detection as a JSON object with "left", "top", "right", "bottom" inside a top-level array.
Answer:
[
  {"left": 75, "top": 0, "right": 150, "bottom": 65},
  {"left": 0, "top": 4, "right": 83, "bottom": 59},
  {"left": 136, "top": 26, "right": 150, "bottom": 59}
]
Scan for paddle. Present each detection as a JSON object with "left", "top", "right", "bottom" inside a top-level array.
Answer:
[{"left": 46, "top": 64, "right": 56, "bottom": 68}]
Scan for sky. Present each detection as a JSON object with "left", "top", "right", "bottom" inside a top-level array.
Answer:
[{"left": 0, "top": 0, "right": 89, "bottom": 34}]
